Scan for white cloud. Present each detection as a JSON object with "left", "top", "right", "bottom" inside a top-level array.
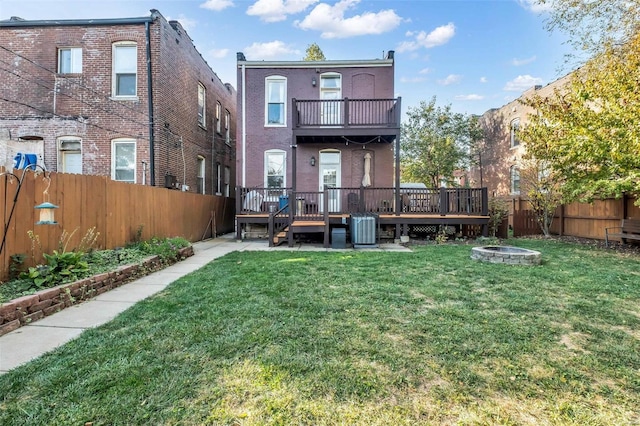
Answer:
[
  {"left": 518, "top": 0, "right": 554, "bottom": 14},
  {"left": 503, "top": 75, "right": 544, "bottom": 91},
  {"left": 454, "top": 94, "right": 484, "bottom": 101},
  {"left": 400, "top": 76, "right": 426, "bottom": 83},
  {"left": 167, "top": 14, "right": 197, "bottom": 32},
  {"left": 208, "top": 48, "right": 229, "bottom": 59},
  {"left": 200, "top": 0, "right": 234, "bottom": 11},
  {"left": 247, "top": 0, "right": 318, "bottom": 23},
  {"left": 418, "top": 68, "right": 431, "bottom": 74},
  {"left": 480, "top": 77, "right": 488, "bottom": 83},
  {"left": 243, "top": 40, "right": 300, "bottom": 59},
  {"left": 437, "top": 74, "right": 462, "bottom": 86},
  {"left": 512, "top": 55, "right": 537, "bottom": 66},
  {"left": 295, "top": 0, "right": 402, "bottom": 39},
  {"left": 396, "top": 23, "right": 455, "bottom": 52}
]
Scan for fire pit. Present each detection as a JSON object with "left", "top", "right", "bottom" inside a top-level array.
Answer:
[{"left": 471, "top": 246, "right": 541, "bottom": 266}]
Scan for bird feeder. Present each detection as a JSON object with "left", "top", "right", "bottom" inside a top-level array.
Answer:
[{"left": 35, "top": 201, "right": 58, "bottom": 225}]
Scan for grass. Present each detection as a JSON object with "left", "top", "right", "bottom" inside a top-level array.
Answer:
[{"left": 1, "top": 238, "right": 639, "bottom": 424}]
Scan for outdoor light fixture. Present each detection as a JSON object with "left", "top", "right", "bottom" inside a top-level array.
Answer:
[
  {"left": 310, "top": 156, "right": 316, "bottom": 166},
  {"left": 35, "top": 201, "right": 58, "bottom": 225},
  {"left": 311, "top": 77, "right": 317, "bottom": 87}
]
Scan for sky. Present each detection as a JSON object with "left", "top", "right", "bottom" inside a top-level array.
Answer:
[{"left": 0, "top": 0, "right": 575, "bottom": 117}]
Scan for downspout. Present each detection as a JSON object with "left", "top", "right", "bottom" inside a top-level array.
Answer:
[
  {"left": 241, "top": 64, "right": 246, "bottom": 187},
  {"left": 145, "top": 20, "right": 156, "bottom": 186}
]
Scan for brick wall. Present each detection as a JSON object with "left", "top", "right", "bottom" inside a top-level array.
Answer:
[
  {"left": 0, "top": 10, "right": 236, "bottom": 195},
  {"left": 236, "top": 63, "right": 395, "bottom": 189}
]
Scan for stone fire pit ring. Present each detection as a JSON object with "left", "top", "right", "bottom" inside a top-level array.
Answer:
[{"left": 471, "top": 245, "right": 541, "bottom": 266}]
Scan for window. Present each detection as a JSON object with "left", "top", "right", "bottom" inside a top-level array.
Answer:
[
  {"left": 197, "top": 156, "right": 205, "bottom": 194},
  {"left": 320, "top": 73, "right": 342, "bottom": 125},
  {"left": 216, "top": 163, "right": 222, "bottom": 195},
  {"left": 58, "top": 48, "right": 82, "bottom": 74},
  {"left": 224, "top": 166, "right": 230, "bottom": 197},
  {"left": 216, "top": 101, "right": 222, "bottom": 134},
  {"left": 198, "top": 83, "right": 206, "bottom": 127},
  {"left": 510, "top": 166, "right": 520, "bottom": 194},
  {"left": 265, "top": 76, "right": 286, "bottom": 126},
  {"left": 112, "top": 43, "right": 137, "bottom": 97},
  {"left": 57, "top": 137, "right": 82, "bottom": 174},
  {"left": 112, "top": 138, "right": 136, "bottom": 183},
  {"left": 225, "top": 109, "right": 230, "bottom": 145},
  {"left": 265, "top": 150, "right": 286, "bottom": 192},
  {"left": 510, "top": 118, "right": 520, "bottom": 148}
]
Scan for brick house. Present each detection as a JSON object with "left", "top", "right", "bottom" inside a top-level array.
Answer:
[
  {"left": 235, "top": 51, "right": 489, "bottom": 245},
  {"left": 0, "top": 10, "right": 235, "bottom": 195},
  {"left": 471, "top": 74, "right": 572, "bottom": 199}
]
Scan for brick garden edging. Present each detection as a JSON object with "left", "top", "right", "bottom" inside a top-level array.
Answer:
[{"left": 0, "top": 246, "right": 194, "bottom": 337}]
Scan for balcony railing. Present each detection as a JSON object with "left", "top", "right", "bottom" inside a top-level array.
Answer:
[{"left": 292, "top": 98, "right": 401, "bottom": 128}]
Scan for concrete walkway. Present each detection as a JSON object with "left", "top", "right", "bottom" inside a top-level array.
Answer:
[{"left": 0, "top": 235, "right": 410, "bottom": 374}]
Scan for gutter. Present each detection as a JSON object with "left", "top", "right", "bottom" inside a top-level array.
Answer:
[{"left": 145, "top": 20, "right": 155, "bottom": 186}]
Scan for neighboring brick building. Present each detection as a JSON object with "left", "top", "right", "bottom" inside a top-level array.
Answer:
[
  {"left": 470, "top": 74, "right": 571, "bottom": 199},
  {"left": 0, "top": 10, "right": 236, "bottom": 195}
]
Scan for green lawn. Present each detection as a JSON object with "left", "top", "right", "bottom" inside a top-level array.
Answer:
[{"left": 1, "top": 239, "right": 639, "bottom": 425}]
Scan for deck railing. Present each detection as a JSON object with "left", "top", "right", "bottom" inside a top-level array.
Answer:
[
  {"left": 292, "top": 98, "right": 401, "bottom": 128},
  {"left": 238, "top": 187, "right": 488, "bottom": 216}
]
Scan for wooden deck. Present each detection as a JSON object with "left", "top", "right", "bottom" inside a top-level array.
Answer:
[{"left": 236, "top": 186, "right": 490, "bottom": 246}]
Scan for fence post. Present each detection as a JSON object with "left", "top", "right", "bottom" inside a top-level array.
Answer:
[
  {"left": 481, "top": 188, "right": 488, "bottom": 216},
  {"left": 439, "top": 187, "right": 447, "bottom": 216},
  {"left": 344, "top": 98, "right": 349, "bottom": 127}
]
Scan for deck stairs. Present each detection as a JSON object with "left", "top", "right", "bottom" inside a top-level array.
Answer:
[{"left": 271, "top": 220, "right": 328, "bottom": 246}]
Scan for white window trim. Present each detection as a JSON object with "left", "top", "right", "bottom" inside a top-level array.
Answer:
[
  {"left": 265, "top": 76, "right": 287, "bottom": 127},
  {"left": 111, "top": 138, "right": 137, "bottom": 183},
  {"left": 198, "top": 83, "right": 206, "bottom": 128},
  {"left": 112, "top": 42, "right": 138, "bottom": 100},
  {"left": 510, "top": 165, "right": 520, "bottom": 195},
  {"left": 264, "top": 149, "right": 286, "bottom": 199},
  {"left": 216, "top": 101, "right": 222, "bottom": 134},
  {"left": 224, "top": 166, "right": 230, "bottom": 197},
  {"left": 57, "top": 136, "right": 82, "bottom": 173},
  {"left": 58, "top": 47, "right": 82, "bottom": 74},
  {"left": 216, "top": 163, "right": 222, "bottom": 195},
  {"left": 225, "top": 109, "right": 231, "bottom": 145},
  {"left": 197, "top": 155, "right": 206, "bottom": 194},
  {"left": 510, "top": 118, "right": 521, "bottom": 148}
]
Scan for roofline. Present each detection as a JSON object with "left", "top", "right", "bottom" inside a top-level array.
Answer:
[
  {"left": 0, "top": 16, "right": 154, "bottom": 28},
  {"left": 237, "top": 59, "right": 394, "bottom": 69}
]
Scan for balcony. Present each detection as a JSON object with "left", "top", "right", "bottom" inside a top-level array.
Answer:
[{"left": 292, "top": 98, "right": 401, "bottom": 139}]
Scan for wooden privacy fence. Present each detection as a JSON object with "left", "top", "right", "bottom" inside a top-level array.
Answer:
[
  {"left": 1, "top": 169, "right": 235, "bottom": 281},
  {"left": 513, "top": 209, "right": 542, "bottom": 237},
  {"left": 511, "top": 195, "right": 639, "bottom": 240}
]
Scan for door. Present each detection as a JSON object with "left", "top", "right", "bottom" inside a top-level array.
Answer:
[
  {"left": 61, "top": 151, "right": 82, "bottom": 174},
  {"left": 320, "top": 73, "right": 342, "bottom": 125},
  {"left": 319, "top": 151, "right": 341, "bottom": 212}
]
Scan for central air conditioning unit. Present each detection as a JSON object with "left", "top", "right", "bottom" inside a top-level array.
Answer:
[{"left": 351, "top": 214, "right": 378, "bottom": 247}]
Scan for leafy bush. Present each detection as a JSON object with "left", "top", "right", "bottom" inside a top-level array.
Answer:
[
  {"left": 21, "top": 250, "right": 89, "bottom": 288},
  {"left": 1, "top": 237, "right": 191, "bottom": 303}
]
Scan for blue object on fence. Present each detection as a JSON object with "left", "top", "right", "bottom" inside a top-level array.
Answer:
[
  {"left": 13, "top": 153, "right": 38, "bottom": 170},
  {"left": 279, "top": 195, "right": 289, "bottom": 213}
]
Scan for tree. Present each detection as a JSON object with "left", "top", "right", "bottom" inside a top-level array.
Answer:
[
  {"left": 519, "top": 32, "right": 640, "bottom": 204},
  {"left": 537, "top": 0, "right": 640, "bottom": 57},
  {"left": 519, "top": 158, "right": 563, "bottom": 237},
  {"left": 303, "top": 43, "right": 326, "bottom": 61},
  {"left": 401, "top": 98, "right": 483, "bottom": 187}
]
